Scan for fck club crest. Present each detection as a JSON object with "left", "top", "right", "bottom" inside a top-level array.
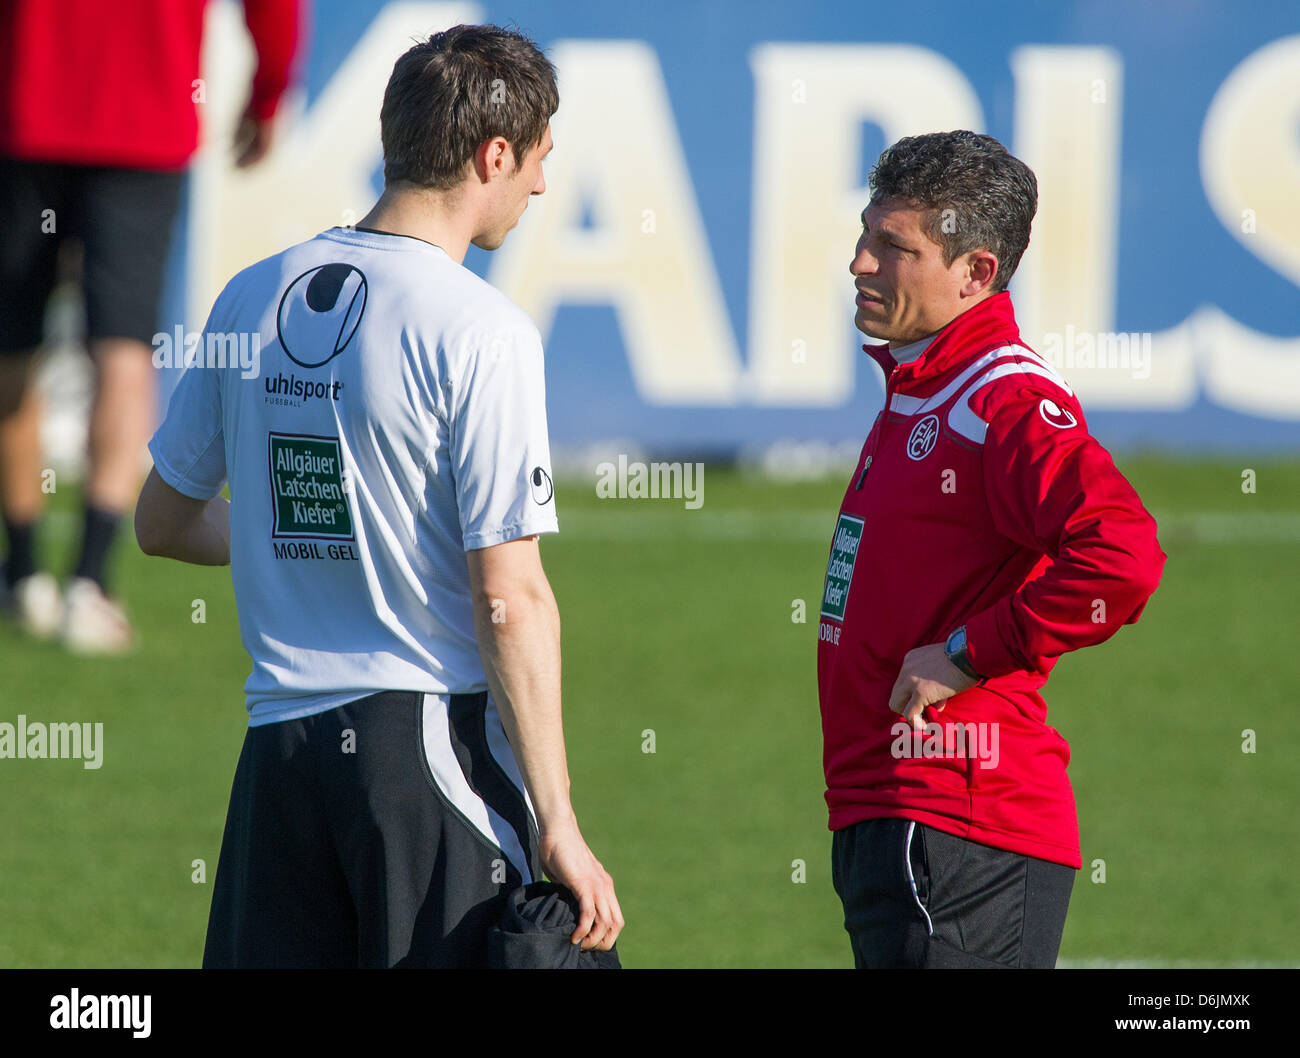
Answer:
[{"left": 907, "top": 414, "right": 940, "bottom": 460}]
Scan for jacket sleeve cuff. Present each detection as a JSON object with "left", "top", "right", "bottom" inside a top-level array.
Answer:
[{"left": 963, "top": 605, "right": 1024, "bottom": 679}]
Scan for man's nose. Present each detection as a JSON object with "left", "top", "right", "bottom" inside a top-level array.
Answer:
[{"left": 850, "top": 241, "right": 877, "bottom": 276}]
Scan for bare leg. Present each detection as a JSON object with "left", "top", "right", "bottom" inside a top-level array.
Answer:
[
  {"left": 60, "top": 336, "right": 154, "bottom": 652},
  {"left": 85, "top": 337, "right": 156, "bottom": 513},
  {"left": 0, "top": 349, "right": 63, "bottom": 637},
  {"left": 0, "top": 350, "right": 46, "bottom": 527}
]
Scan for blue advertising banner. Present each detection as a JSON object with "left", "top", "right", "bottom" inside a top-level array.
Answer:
[{"left": 170, "top": 0, "right": 1300, "bottom": 454}]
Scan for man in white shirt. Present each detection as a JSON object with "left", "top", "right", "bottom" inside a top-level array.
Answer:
[{"left": 134, "top": 24, "right": 623, "bottom": 967}]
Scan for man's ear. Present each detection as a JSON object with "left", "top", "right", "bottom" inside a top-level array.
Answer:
[
  {"left": 963, "top": 250, "right": 999, "bottom": 297},
  {"left": 475, "top": 136, "right": 512, "bottom": 183}
]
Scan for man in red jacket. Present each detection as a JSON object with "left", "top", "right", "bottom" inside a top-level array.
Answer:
[
  {"left": 819, "top": 130, "right": 1165, "bottom": 968},
  {"left": 0, "top": 0, "right": 301, "bottom": 651}
]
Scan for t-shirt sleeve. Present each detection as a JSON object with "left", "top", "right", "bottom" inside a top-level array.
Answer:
[
  {"left": 447, "top": 319, "right": 559, "bottom": 550},
  {"left": 146, "top": 325, "right": 228, "bottom": 501}
]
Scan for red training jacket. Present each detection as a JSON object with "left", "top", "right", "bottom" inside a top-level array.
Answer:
[
  {"left": 0, "top": 0, "right": 302, "bottom": 169},
  {"left": 817, "top": 291, "right": 1165, "bottom": 868}
]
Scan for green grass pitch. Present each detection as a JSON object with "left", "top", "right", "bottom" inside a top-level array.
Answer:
[{"left": 0, "top": 455, "right": 1296, "bottom": 967}]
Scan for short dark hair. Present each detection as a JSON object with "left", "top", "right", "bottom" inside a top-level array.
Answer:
[
  {"left": 380, "top": 24, "right": 558, "bottom": 191},
  {"left": 869, "top": 131, "right": 1037, "bottom": 293}
]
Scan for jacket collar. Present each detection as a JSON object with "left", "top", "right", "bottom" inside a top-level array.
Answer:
[{"left": 861, "top": 291, "right": 1022, "bottom": 387}]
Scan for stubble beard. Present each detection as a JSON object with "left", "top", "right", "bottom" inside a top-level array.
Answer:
[{"left": 855, "top": 305, "right": 894, "bottom": 343}]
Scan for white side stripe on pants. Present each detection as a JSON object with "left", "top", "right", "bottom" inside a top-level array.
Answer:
[
  {"left": 905, "top": 821, "right": 934, "bottom": 936},
  {"left": 420, "top": 692, "right": 534, "bottom": 883},
  {"left": 483, "top": 691, "right": 538, "bottom": 823}
]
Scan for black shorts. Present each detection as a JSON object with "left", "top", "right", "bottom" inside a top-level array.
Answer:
[
  {"left": 202, "top": 690, "right": 540, "bottom": 968},
  {"left": 0, "top": 155, "right": 183, "bottom": 352},
  {"left": 831, "top": 817, "right": 1076, "bottom": 968}
]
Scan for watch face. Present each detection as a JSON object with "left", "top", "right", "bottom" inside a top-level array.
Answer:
[{"left": 947, "top": 628, "right": 964, "bottom": 653}]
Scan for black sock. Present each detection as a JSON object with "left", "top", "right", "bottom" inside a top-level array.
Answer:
[
  {"left": 73, "top": 505, "right": 122, "bottom": 591},
  {"left": 2, "top": 518, "right": 38, "bottom": 589}
]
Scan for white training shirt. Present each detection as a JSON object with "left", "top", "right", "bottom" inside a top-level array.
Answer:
[{"left": 148, "top": 227, "right": 559, "bottom": 725}]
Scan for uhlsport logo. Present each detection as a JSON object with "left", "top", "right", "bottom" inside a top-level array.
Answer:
[
  {"left": 907, "top": 414, "right": 940, "bottom": 460},
  {"left": 530, "top": 466, "right": 554, "bottom": 505},
  {"left": 1038, "top": 398, "right": 1078, "bottom": 429},
  {"left": 276, "top": 263, "right": 367, "bottom": 369}
]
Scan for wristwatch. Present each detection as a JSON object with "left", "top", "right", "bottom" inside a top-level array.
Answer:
[{"left": 944, "top": 625, "right": 981, "bottom": 681}]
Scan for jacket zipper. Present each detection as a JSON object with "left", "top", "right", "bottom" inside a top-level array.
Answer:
[{"left": 856, "top": 365, "right": 899, "bottom": 490}]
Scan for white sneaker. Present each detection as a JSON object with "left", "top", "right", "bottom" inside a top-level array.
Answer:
[
  {"left": 1, "top": 572, "right": 66, "bottom": 640},
  {"left": 61, "top": 577, "right": 135, "bottom": 655}
]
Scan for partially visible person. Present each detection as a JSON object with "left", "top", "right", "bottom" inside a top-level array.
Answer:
[{"left": 0, "top": 0, "right": 303, "bottom": 652}]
